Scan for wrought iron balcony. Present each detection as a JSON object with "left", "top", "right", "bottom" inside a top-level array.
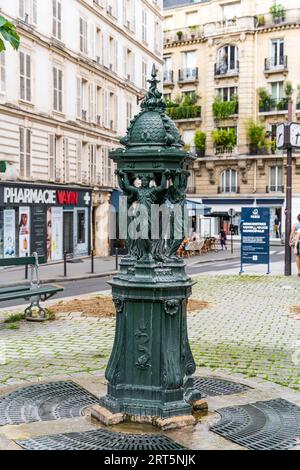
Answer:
[
  {"left": 259, "top": 98, "right": 288, "bottom": 113},
  {"left": 256, "top": 8, "right": 300, "bottom": 28},
  {"left": 264, "top": 56, "right": 288, "bottom": 72},
  {"left": 267, "top": 185, "right": 284, "bottom": 193},
  {"left": 178, "top": 67, "right": 198, "bottom": 83},
  {"left": 218, "top": 186, "right": 240, "bottom": 194},
  {"left": 164, "top": 26, "right": 202, "bottom": 45},
  {"left": 215, "top": 61, "right": 239, "bottom": 77},
  {"left": 163, "top": 70, "right": 174, "bottom": 84}
]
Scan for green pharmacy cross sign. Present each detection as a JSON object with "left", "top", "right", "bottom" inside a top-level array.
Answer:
[
  {"left": 98, "top": 65, "right": 202, "bottom": 427},
  {"left": 0, "top": 161, "right": 6, "bottom": 173}
]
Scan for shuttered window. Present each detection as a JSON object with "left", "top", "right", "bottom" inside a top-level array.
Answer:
[
  {"left": 53, "top": 66, "right": 63, "bottom": 112},
  {"left": 52, "top": 0, "right": 62, "bottom": 40},
  {"left": 63, "top": 137, "right": 69, "bottom": 182},
  {"left": 49, "top": 134, "right": 56, "bottom": 181},
  {"left": 20, "top": 51, "right": 31, "bottom": 102},
  {"left": 79, "top": 17, "right": 88, "bottom": 54},
  {"left": 19, "top": 128, "right": 31, "bottom": 178}
]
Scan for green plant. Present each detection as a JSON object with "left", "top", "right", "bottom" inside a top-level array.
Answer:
[
  {"left": 211, "top": 128, "right": 237, "bottom": 151},
  {"left": 270, "top": 3, "right": 286, "bottom": 22},
  {"left": 246, "top": 119, "right": 265, "bottom": 148},
  {"left": 258, "top": 88, "right": 275, "bottom": 111},
  {"left": 0, "top": 15, "right": 20, "bottom": 52},
  {"left": 4, "top": 312, "right": 25, "bottom": 323},
  {"left": 285, "top": 81, "right": 293, "bottom": 100},
  {"left": 176, "top": 30, "right": 183, "bottom": 40},
  {"left": 212, "top": 95, "right": 238, "bottom": 120},
  {"left": 166, "top": 104, "right": 201, "bottom": 120},
  {"left": 194, "top": 131, "right": 206, "bottom": 156},
  {"left": 182, "top": 92, "right": 197, "bottom": 106}
]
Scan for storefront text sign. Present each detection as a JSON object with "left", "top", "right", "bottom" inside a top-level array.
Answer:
[{"left": 240, "top": 207, "right": 270, "bottom": 273}]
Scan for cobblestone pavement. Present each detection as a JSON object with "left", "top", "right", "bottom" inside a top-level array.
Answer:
[{"left": 0, "top": 275, "right": 300, "bottom": 390}]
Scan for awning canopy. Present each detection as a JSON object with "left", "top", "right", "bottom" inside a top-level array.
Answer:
[{"left": 186, "top": 199, "right": 212, "bottom": 216}]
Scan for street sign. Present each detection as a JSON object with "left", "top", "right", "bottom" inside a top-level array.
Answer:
[
  {"left": 240, "top": 207, "right": 270, "bottom": 274},
  {"left": 228, "top": 208, "right": 236, "bottom": 217}
]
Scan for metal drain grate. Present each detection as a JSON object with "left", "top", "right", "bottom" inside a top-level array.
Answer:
[
  {"left": 0, "top": 381, "right": 98, "bottom": 426},
  {"left": 211, "top": 398, "right": 300, "bottom": 450},
  {"left": 192, "top": 376, "right": 251, "bottom": 397},
  {"left": 17, "top": 429, "right": 186, "bottom": 451}
]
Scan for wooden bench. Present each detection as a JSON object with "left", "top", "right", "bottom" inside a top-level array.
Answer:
[{"left": 0, "top": 254, "right": 64, "bottom": 321}]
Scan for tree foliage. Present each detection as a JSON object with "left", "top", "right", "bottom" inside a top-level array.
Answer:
[{"left": 0, "top": 15, "right": 20, "bottom": 52}]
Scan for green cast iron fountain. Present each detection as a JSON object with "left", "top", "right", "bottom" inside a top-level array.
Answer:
[{"left": 99, "top": 65, "right": 201, "bottom": 424}]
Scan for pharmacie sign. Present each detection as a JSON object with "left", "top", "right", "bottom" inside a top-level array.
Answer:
[{"left": 0, "top": 184, "right": 92, "bottom": 207}]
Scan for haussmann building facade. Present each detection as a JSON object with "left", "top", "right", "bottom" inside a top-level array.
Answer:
[
  {"left": 163, "top": 0, "right": 300, "bottom": 239},
  {"left": 0, "top": 0, "right": 163, "bottom": 261}
]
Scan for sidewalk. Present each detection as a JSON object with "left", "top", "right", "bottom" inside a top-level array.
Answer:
[{"left": 0, "top": 248, "right": 240, "bottom": 287}]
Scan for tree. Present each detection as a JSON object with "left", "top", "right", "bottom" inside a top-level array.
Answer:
[{"left": 0, "top": 15, "right": 20, "bottom": 52}]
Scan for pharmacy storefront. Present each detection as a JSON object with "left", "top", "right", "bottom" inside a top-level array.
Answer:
[{"left": 0, "top": 182, "right": 92, "bottom": 261}]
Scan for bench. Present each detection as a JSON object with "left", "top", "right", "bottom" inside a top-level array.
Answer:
[{"left": 0, "top": 254, "right": 64, "bottom": 321}]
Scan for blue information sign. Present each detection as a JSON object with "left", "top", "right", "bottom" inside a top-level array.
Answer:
[{"left": 240, "top": 207, "right": 270, "bottom": 274}]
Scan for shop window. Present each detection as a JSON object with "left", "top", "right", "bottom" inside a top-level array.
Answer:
[{"left": 77, "top": 211, "right": 86, "bottom": 244}]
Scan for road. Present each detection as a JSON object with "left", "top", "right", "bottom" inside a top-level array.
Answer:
[{"left": 0, "top": 247, "right": 290, "bottom": 309}]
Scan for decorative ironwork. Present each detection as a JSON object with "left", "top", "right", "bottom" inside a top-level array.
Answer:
[
  {"left": 17, "top": 429, "right": 186, "bottom": 451},
  {"left": 192, "top": 377, "right": 251, "bottom": 398},
  {"left": 211, "top": 399, "right": 300, "bottom": 450},
  {"left": 0, "top": 381, "right": 98, "bottom": 426}
]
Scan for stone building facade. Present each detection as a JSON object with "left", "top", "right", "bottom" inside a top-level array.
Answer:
[
  {"left": 163, "top": 0, "right": 300, "bottom": 238},
  {"left": 0, "top": 0, "right": 163, "bottom": 259}
]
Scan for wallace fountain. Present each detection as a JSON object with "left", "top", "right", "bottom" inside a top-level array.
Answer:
[{"left": 93, "top": 65, "right": 204, "bottom": 429}]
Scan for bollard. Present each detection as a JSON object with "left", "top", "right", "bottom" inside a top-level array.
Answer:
[
  {"left": 115, "top": 247, "right": 119, "bottom": 271},
  {"left": 25, "top": 253, "right": 28, "bottom": 280},
  {"left": 64, "top": 251, "right": 67, "bottom": 277},
  {"left": 91, "top": 249, "right": 95, "bottom": 274}
]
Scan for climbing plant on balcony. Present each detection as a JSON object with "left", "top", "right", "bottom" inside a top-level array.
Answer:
[
  {"left": 194, "top": 131, "right": 206, "bottom": 157},
  {"left": 211, "top": 128, "right": 237, "bottom": 153},
  {"left": 212, "top": 95, "right": 238, "bottom": 120},
  {"left": 246, "top": 119, "right": 266, "bottom": 155},
  {"left": 0, "top": 15, "right": 20, "bottom": 52}
]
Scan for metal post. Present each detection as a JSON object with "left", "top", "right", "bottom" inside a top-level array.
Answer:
[
  {"left": 91, "top": 249, "right": 94, "bottom": 274},
  {"left": 285, "top": 101, "right": 293, "bottom": 276},
  {"left": 25, "top": 252, "right": 28, "bottom": 280},
  {"left": 64, "top": 251, "right": 67, "bottom": 277},
  {"left": 231, "top": 215, "right": 233, "bottom": 255},
  {"left": 115, "top": 247, "right": 119, "bottom": 271}
]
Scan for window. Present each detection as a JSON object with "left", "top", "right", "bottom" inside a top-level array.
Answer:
[
  {"left": 123, "top": 48, "right": 134, "bottom": 81},
  {"left": 271, "top": 39, "right": 284, "bottom": 66},
  {"left": 142, "top": 60, "right": 147, "bottom": 89},
  {"left": 79, "top": 17, "right": 88, "bottom": 55},
  {"left": 123, "top": 0, "right": 135, "bottom": 31},
  {"left": 185, "top": 11, "right": 198, "bottom": 27},
  {"left": 183, "top": 51, "right": 196, "bottom": 69},
  {"left": 126, "top": 101, "right": 132, "bottom": 129},
  {"left": 52, "top": 0, "right": 62, "bottom": 40},
  {"left": 221, "top": 169, "right": 238, "bottom": 193},
  {"left": 77, "top": 211, "right": 86, "bottom": 244},
  {"left": 107, "top": 0, "right": 118, "bottom": 18},
  {"left": 217, "top": 87, "right": 238, "bottom": 101},
  {"left": 77, "top": 141, "right": 82, "bottom": 183},
  {"left": 63, "top": 137, "right": 69, "bottom": 182},
  {"left": 19, "top": 0, "right": 37, "bottom": 25},
  {"left": 222, "top": 2, "right": 241, "bottom": 20},
  {"left": 0, "top": 53, "right": 5, "bottom": 94},
  {"left": 269, "top": 166, "right": 283, "bottom": 192},
  {"left": 53, "top": 66, "right": 63, "bottom": 112},
  {"left": 76, "top": 77, "right": 88, "bottom": 120},
  {"left": 89, "top": 144, "right": 97, "bottom": 184},
  {"left": 19, "top": 128, "right": 31, "bottom": 178},
  {"left": 48, "top": 134, "right": 56, "bottom": 180},
  {"left": 270, "top": 81, "right": 284, "bottom": 100},
  {"left": 89, "top": 83, "right": 97, "bottom": 123},
  {"left": 20, "top": 51, "right": 31, "bottom": 102},
  {"left": 217, "top": 45, "right": 239, "bottom": 73},
  {"left": 142, "top": 10, "right": 147, "bottom": 44}
]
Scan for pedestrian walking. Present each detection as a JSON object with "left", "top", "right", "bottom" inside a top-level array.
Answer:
[
  {"left": 290, "top": 214, "right": 300, "bottom": 276},
  {"left": 220, "top": 228, "right": 227, "bottom": 251}
]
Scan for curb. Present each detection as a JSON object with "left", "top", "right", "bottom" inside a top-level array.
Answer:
[{"left": 1, "top": 256, "right": 241, "bottom": 288}]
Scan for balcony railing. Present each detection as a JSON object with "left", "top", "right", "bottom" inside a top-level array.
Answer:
[
  {"left": 259, "top": 98, "right": 289, "bottom": 113},
  {"left": 215, "top": 61, "right": 239, "bottom": 77},
  {"left": 178, "top": 67, "right": 198, "bottom": 83},
  {"left": 267, "top": 185, "right": 284, "bottom": 193},
  {"left": 164, "top": 26, "right": 203, "bottom": 45},
  {"left": 218, "top": 186, "right": 240, "bottom": 194},
  {"left": 204, "top": 16, "right": 256, "bottom": 37},
  {"left": 264, "top": 55, "right": 288, "bottom": 72},
  {"left": 163, "top": 70, "right": 174, "bottom": 84},
  {"left": 256, "top": 8, "right": 300, "bottom": 29}
]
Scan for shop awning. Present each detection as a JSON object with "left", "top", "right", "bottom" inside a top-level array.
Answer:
[{"left": 186, "top": 199, "right": 212, "bottom": 216}]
